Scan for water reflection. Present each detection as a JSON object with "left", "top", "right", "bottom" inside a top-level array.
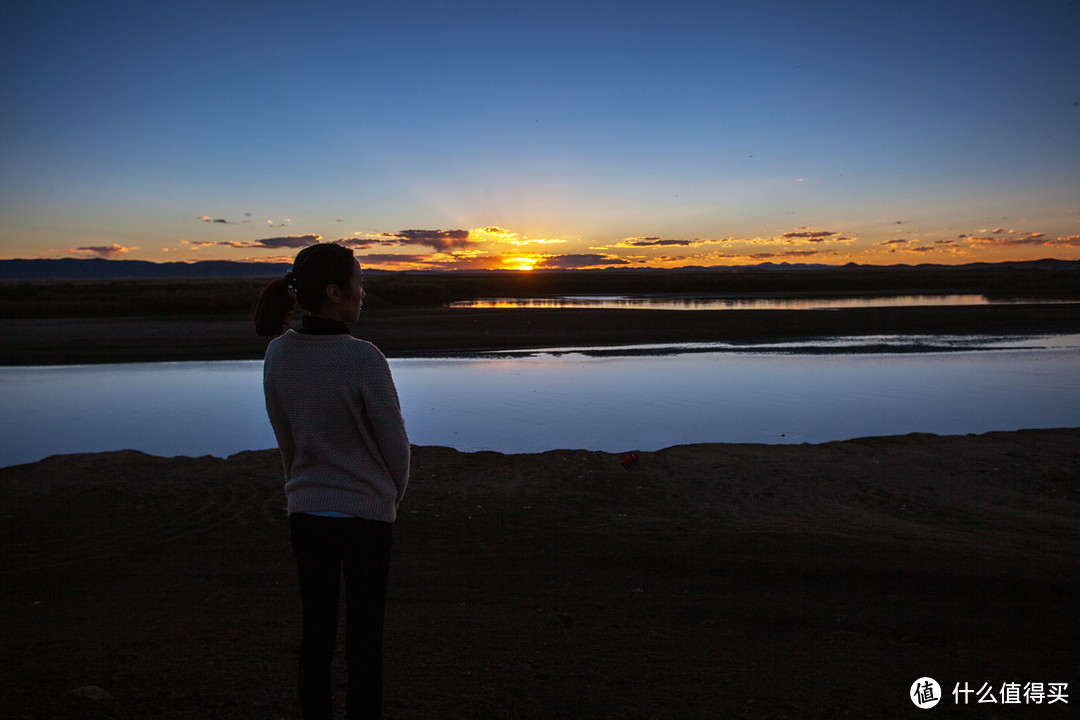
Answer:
[
  {"left": 446, "top": 294, "right": 1069, "bottom": 310},
  {"left": 1, "top": 335, "right": 1078, "bottom": 467},
  {"left": 465, "top": 333, "right": 1080, "bottom": 358}
]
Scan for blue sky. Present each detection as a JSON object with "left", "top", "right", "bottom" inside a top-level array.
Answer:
[{"left": 2, "top": 0, "right": 1078, "bottom": 269}]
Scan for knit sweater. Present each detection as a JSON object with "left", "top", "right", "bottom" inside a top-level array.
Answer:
[{"left": 263, "top": 330, "right": 410, "bottom": 522}]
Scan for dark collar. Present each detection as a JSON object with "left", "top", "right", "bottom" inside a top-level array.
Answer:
[{"left": 299, "top": 315, "right": 351, "bottom": 335}]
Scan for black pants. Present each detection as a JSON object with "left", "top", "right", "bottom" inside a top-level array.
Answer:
[{"left": 290, "top": 513, "right": 394, "bottom": 720}]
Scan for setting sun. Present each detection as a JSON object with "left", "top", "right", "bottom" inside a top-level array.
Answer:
[{"left": 503, "top": 255, "right": 539, "bottom": 271}]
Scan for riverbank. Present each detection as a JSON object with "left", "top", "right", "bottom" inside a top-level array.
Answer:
[
  {"left": 2, "top": 429, "right": 1078, "bottom": 718},
  {"left": 3, "top": 302, "right": 1080, "bottom": 365}
]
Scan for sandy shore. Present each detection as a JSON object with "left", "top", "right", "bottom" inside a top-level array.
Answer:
[
  {"left": 3, "top": 302, "right": 1080, "bottom": 365},
  {"left": 2, "top": 429, "right": 1078, "bottom": 718}
]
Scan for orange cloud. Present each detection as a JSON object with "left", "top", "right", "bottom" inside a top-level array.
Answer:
[
  {"left": 351, "top": 250, "right": 633, "bottom": 271},
  {"left": 966, "top": 232, "right": 1050, "bottom": 247},
  {"left": 507, "top": 237, "right": 566, "bottom": 246},
  {"left": 534, "top": 254, "right": 630, "bottom": 269},
  {"left": 338, "top": 237, "right": 402, "bottom": 250},
  {"left": 471, "top": 226, "right": 517, "bottom": 241},
  {"left": 744, "top": 249, "right": 837, "bottom": 260},
  {"left": 344, "top": 227, "right": 571, "bottom": 258},
  {"left": 778, "top": 230, "right": 839, "bottom": 242},
  {"left": 467, "top": 227, "right": 566, "bottom": 246},
  {"left": 372, "top": 229, "right": 477, "bottom": 251},
  {"left": 202, "top": 235, "right": 323, "bottom": 250},
  {"left": 745, "top": 228, "right": 856, "bottom": 246},
  {"left": 63, "top": 244, "right": 135, "bottom": 258},
  {"left": 615, "top": 237, "right": 704, "bottom": 248},
  {"left": 874, "top": 237, "right": 967, "bottom": 255}
]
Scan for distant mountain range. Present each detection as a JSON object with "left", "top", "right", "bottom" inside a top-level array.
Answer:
[
  {"left": 0, "top": 256, "right": 1076, "bottom": 280},
  {"left": 0, "top": 258, "right": 293, "bottom": 280}
]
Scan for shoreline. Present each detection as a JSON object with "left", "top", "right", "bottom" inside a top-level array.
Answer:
[
  {"left": 3, "top": 302, "right": 1080, "bottom": 365},
  {"left": 3, "top": 428, "right": 1078, "bottom": 718}
]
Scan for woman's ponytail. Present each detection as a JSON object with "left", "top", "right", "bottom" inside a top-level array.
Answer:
[
  {"left": 254, "top": 277, "right": 297, "bottom": 337},
  {"left": 254, "top": 242, "right": 356, "bottom": 337}
]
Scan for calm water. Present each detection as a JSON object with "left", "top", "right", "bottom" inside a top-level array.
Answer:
[
  {"left": 447, "top": 294, "right": 1072, "bottom": 310},
  {"left": 2, "top": 334, "right": 1078, "bottom": 468}
]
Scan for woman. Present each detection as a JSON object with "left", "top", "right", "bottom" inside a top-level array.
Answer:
[{"left": 255, "top": 242, "right": 410, "bottom": 719}]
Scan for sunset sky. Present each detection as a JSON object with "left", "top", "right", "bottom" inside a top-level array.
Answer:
[{"left": 2, "top": 1, "right": 1078, "bottom": 271}]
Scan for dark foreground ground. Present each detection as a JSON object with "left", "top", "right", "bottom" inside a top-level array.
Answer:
[{"left": 2, "top": 429, "right": 1078, "bottom": 718}]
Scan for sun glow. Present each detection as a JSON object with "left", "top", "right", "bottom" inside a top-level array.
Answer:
[
  {"left": 470, "top": 226, "right": 520, "bottom": 243},
  {"left": 503, "top": 254, "right": 539, "bottom": 271}
]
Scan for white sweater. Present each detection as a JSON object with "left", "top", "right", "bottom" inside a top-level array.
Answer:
[{"left": 263, "top": 331, "right": 410, "bottom": 522}]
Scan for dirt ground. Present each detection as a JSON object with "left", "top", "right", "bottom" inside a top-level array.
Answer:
[{"left": 2, "top": 429, "right": 1078, "bottom": 718}]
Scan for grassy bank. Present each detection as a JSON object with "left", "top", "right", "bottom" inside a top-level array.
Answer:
[
  {"left": 2, "top": 264, "right": 1078, "bottom": 319},
  {"left": 2, "top": 303, "right": 1080, "bottom": 365},
  {"left": 2, "top": 265, "right": 1078, "bottom": 365}
]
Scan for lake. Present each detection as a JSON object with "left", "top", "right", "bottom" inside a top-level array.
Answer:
[
  {"left": 2, "top": 333, "right": 1078, "bottom": 468},
  {"left": 446, "top": 293, "right": 1072, "bottom": 310}
]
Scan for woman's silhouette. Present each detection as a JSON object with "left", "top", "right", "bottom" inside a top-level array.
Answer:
[{"left": 256, "top": 242, "right": 410, "bottom": 719}]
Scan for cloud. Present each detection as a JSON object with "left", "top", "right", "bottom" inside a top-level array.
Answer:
[
  {"left": 212, "top": 235, "right": 322, "bottom": 250},
  {"left": 242, "top": 255, "right": 301, "bottom": 264},
  {"left": 745, "top": 249, "right": 832, "bottom": 260},
  {"left": 337, "top": 237, "right": 401, "bottom": 250},
  {"left": 874, "top": 237, "right": 966, "bottom": 255},
  {"left": 254, "top": 235, "right": 322, "bottom": 249},
  {"left": 607, "top": 236, "right": 737, "bottom": 249},
  {"left": 467, "top": 226, "right": 567, "bottom": 246},
  {"left": 199, "top": 216, "right": 231, "bottom": 224},
  {"left": 344, "top": 226, "right": 564, "bottom": 251},
  {"left": 508, "top": 237, "right": 565, "bottom": 246},
  {"left": 342, "top": 246, "right": 631, "bottom": 272},
  {"left": 375, "top": 229, "right": 477, "bottom": 251},
  {"left": 740, "top": 228, "right": 854, "bottom": 247},
  {"left": 474, "top": 226, "right": 516, "bottom": 240},
  {"left": 353, "top": 252, "right": 515, "bottom": 271},
  {"left": 180, "top": 240, "right": 217, "bottom": 249},
  {"left": 616, "top": 237, "right": 700, "bottom": 248},
  {"left": 777, "top": 230, "right": 841, "bottom": 243},
  {"left": 63, "top": 244, "right": 136, "bottom": 259},
  {"left": 354, "top": 253, "right": 442, "bottom": 266},
  {"left": 534, "top": 254, "right": 630, "bottom": 269},
  {"left": 963, "top": 231, "right": 1071, "bottom": 247}
]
